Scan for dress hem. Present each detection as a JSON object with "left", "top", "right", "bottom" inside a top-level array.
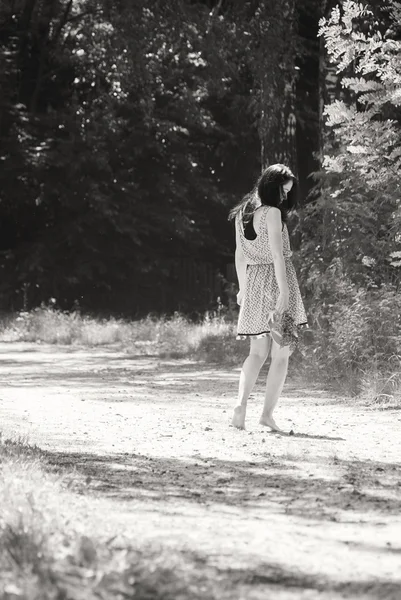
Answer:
[
  {"left": 236, "top": 322, "right": 308, "bottom": 341},
  {"left": 236, "top": 330, "right": 271, "bottom": 340}
]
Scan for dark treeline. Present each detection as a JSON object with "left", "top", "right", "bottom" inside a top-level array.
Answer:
[{"left": 0, "top": 0, "right": 321, "bottom": 315}]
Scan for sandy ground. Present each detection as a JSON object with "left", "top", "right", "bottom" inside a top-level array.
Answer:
[{"left": 0, "top": 342, "right": 401, "bottom": 599}]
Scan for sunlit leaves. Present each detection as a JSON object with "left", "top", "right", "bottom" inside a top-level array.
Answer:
[
  {"left": 319, "top": 1, "right": 401, "bottom": 193},
  {"left": 299, "top": 0, "right": 401, "bottom": 310}
]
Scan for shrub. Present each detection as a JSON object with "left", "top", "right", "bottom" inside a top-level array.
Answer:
[{"left": 303, "top": 282, "right": 401, "bottom": 400}]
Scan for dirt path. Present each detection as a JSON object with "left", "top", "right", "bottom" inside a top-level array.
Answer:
[{"left": 1, "top": 342, "right": 401, "bottom": 599}]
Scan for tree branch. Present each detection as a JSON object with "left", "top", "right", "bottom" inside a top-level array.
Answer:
[
  {"left": 206, "top": 0, "right": 223, "bottom": 35},
  {"left": 51, "top": 0, "right": 73, "bottom": 45}
]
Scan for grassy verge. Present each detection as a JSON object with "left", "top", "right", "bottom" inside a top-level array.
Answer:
[
  {"left": 1, "top": 306, "right": 399, "bottom": 405},
  {"left": 0, "top": 433, "right": 215, "bottom": 600},
  {"left": 0, "top": 307, "right": 248, "bottom": 364}
]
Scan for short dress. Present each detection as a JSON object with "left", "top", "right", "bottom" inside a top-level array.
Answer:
[{"left": 236, "top": 205, "right": 307, "bottom": 350}]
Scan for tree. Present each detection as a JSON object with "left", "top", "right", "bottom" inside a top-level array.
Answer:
[
  {"left": 295, "top": 0, "right": 401, "bottom": 391},
  {"left": 299, "top": 0, "right": 401, "bottom": 296},
  {"left": 319, "top": 0, "right": 401, "bottom": 194}
]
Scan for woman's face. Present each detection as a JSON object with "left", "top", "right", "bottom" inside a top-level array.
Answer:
[{"left": 282, "top": 179, "right": 293, "bottom": 195}]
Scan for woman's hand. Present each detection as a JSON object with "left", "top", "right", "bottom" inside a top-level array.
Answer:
[
  {"left": 236, "top": 290, "right": 244, "bottom": 306},
  {"left": 275, "top": 289, "right": 289, "bottom": 315}
]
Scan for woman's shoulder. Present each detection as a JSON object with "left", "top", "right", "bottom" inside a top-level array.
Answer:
[
  {"left": 263, "top": 205, "right": 280, "bottom": 216},
  {"left": 256, "top": 205, "right": 280, "bottom": 223},
  {"left": 255, "top": 205, "right": 280, "bottom": 215},
  {"left": 251, "top": 205, "right": 269, "bottom": 235},
  {"left": 254, "top": 204, "right": 270, "bottom": 217},
  {"left": 265, "top": 206, "right": 282, "bottom": 226}
]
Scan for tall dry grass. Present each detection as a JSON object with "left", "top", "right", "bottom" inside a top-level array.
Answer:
[
  {"left": 1, "top": 300, "right": 400, "bottom": 404},
  {"left": 0, "top": 306, "right": 247, "bottom": 363},
  {"left": 299, "top": 285, "right": 401, "bottom": 405}
]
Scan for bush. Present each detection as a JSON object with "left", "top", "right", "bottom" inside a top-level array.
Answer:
[
  {"left": 302, "top": 282, "right": 401, "bottom": 401},
  {"left": 193, "top": 324, "right": 248, "bottom": 364}
]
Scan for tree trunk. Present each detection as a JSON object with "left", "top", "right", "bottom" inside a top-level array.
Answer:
[
  {"left": 30, "top": 0, "right": 58, "bottom": 113},
  {"left": 318, "top": 0, "right": 343, "bottom": 252},
  {"left": 257, "top": 0, "right": 297, "bottom": 171},
  {"left": 17, "top": 0, "right": 39, "bottom": 104},
  {"left": 51, "top": 0, "right": 73, "bottom": 46},
  {"left": 318, "top": 0, "right": 343, "bottom": 159}
]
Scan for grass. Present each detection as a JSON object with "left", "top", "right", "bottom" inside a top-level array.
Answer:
[
  {"left": 0, "top": 308, "right": 155, "bottom": 347},
  {"left": 0, "top": 306, "right": 399, "bottom": 405},
  {"left": 0, "top": 306, "right": 248, "bottom": 364},
  {"left": 0, "top": 432, "right": 215, "bottom": 600},
  {"left": 358, "top": 366, "right": 401, "bottom": 409}
]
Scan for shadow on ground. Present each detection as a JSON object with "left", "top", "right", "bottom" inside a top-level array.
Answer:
[
  {"left": 44, "top": 449, "right": 401, "bottom": 521},
  {"left": 221, "top": 563, "right": 401, "bottom": 600},
  {"left": 39, "top": 449, "right": 401, "bottom": 598}
]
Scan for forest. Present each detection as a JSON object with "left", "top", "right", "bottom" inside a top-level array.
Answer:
[{"left": 1, "top": 0, "right": 401, "bottom": 390}]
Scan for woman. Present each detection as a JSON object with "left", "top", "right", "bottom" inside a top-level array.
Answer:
[{"left": 228, "top": 164, "right": 307, "bottom": 432}]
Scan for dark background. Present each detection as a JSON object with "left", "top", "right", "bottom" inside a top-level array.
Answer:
[{"left": 0, "top": 0, "right": 390, "bottom": 316}]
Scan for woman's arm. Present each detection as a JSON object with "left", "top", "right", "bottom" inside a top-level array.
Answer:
[
  {"left": 265, "top": 207, "right": 289, "bottom": 312},
  {"left": 235, "top": 224, "right": 247, "bottom": 303},
  {"left": 235, "top": 248, "right": 247, "bottom": 290}
]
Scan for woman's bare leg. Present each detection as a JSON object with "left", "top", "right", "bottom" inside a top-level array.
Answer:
[
  {"left": 259, "top": 339, "right": 290, "bottom": 432},
  {"left": 232, "top": 337, "right": 271, "bottom": 429}
]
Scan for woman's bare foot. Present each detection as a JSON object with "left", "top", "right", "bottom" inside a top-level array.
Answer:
[
  {"left": 232, "top": 405, "right": 246, "bottom": 429},
  {"left": 259, "top": 414, "right": 286, "bottom": 434}
]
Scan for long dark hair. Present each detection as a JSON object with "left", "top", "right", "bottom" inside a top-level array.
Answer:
[{"left": 228, "top": 164, "right": 298, "bottom": 227}]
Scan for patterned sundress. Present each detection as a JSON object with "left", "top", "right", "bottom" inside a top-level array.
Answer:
[{"left": 236, "top": 205, "right": 307, "bottom": 350}]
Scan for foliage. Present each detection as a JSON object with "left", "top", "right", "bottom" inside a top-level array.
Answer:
[
  {"left": 295, "top": 1, "right": 401, "bottom": 397},
  {"left": 304, "top": 277, "right": 401, "bottom": 390},
  {"left": 303, "top": 0, "right": 401, "bottom": 286},
  {"left": 299, "top": 1, "right": 401, "bottom": 288},
  {"left": 319, "top": 0, "right": 401, "bottom": 193}
]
